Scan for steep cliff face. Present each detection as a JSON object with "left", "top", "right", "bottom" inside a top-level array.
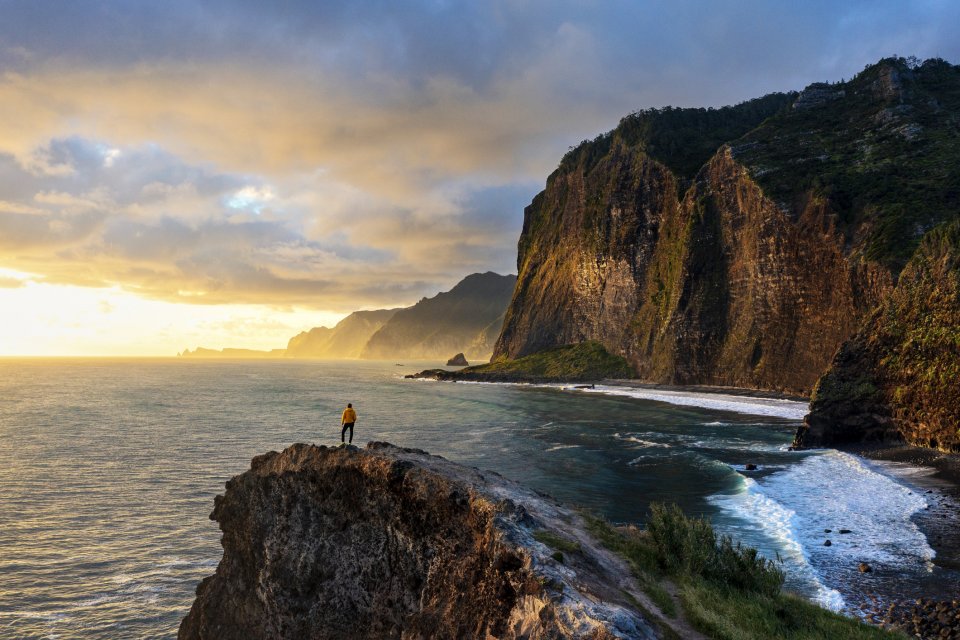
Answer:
[
  {"left": 496, "top": 143, "right": 679, "bottom": 359},
  {"left": 362, "top": 272, "right": 516, "bottom": 361},
  {"left": 495, "top": 57, "right": 959, "bottom": 395},
  {"left": 495, "top": 142, "right": 887, "bottom": 395},
  {"left": 628, "top": 149, "right": 889, "bottom": 393},
  {"left": 179, "top": 443, "right": 658, "bottom": 640},
  {"left": 286, "top": 309, "right": 399, "bottom": 358},
  {"left": 797, "top": 221, "right": 960, "bottom": 452}
]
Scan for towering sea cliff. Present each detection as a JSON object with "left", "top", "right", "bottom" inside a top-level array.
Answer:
[
  {"left": 179, "top": 443, "right": 658, "bottom": 639},
  {"left": 494, "top": 57, "right": 960, "bottom": 396}
]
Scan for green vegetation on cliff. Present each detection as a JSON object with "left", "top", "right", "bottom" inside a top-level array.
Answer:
[
  {"left": 410, "top": 341, "right": 635, "bottom": 382},
  {"left": 734, "top": 57, "right": 960, "bottom": 272},
  {"left": 588, "top": 506, "right": 900, "bottom": 640},
  {"left": 801, "top": 219, "right": 960, "bottom": 451},
  {"left": 461, "top": 341, "right": 634, "bottom": 381},
  {"left": 558, "top": 92, "right": 796, "bottom": 182},
  {"left": 496, "top": 55, "right": 960, "bottom": 403}
]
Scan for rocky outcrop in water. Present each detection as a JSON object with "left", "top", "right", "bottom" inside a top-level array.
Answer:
[
  {"left": 179, "top": 442, "right": 660, "bottom": 640},
  {"left": 446, "top": 353, "right": 468, "bottom": 366}
]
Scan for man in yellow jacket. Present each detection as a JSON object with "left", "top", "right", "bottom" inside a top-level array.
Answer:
[{"left": 341, "top": 403, "right": 357, "bottom": 445}]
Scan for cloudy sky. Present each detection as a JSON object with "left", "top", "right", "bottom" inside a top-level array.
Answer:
[{"left": 1, "top": 0, "right": 958, "bottom": 355}]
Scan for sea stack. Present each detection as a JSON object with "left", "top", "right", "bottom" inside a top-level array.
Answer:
[
  {"left": 179, "top": 443, "right": 658, "bottom": 640},
  {"left": 446, "top": 353, "right": 469, "bottom": 366}
]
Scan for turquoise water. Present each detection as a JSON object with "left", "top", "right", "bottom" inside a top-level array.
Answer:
[{"left": 0, "top": 359, "right": 945, "bottom": 638}]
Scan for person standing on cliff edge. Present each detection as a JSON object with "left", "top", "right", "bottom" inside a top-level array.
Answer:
[{"left": 340, "top": 403, "right": 357, "bottom": 445}]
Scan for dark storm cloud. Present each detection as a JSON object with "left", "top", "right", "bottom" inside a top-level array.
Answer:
[{"left": 5, "top": 1, "right": 957, "bottom": 101}]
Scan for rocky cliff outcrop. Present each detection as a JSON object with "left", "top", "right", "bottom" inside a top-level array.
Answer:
[
  {"left": 179, "top": 443, "right": 659, "bottom": 640},
  {"left": 495, "top": 57, "right": 960, "bottom": 396},
  {"left": 796, "top": 221, "right": 960, "bottom": 452},
  {"left": 362, "top": 272, "right": 516, "bottom": 361}
]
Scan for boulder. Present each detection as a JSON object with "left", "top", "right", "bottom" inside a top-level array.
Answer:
[{"left": 446, "top": 353, "right": 469, "bottom": 366}]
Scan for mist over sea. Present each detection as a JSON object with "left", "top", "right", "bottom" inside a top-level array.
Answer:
[{"left": 0, "top": 359, "right": 951, "bottom": 638}]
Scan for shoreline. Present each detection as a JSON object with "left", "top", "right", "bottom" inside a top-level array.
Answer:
[
  {"left": 412, "top": 370, "right": 960, "bottom": 627},
  {"left": 595, "top": 379, "right": 809, "bottom": 403},
  {"left": 844, "top": 443, "right": 960, "bottom": 573},
  {"left": 839, "top": 444, "right": 960, "bottom": 635},
  {"left": 408, "top": 368, "right": 810, "bottom": 402}
]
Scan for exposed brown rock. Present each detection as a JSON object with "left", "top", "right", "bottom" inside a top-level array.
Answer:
[
  {"left": 495, "top": 145, "right": 889, "bottom": 396},
  {"left": 179, "top": 443, "right": 659, "bottom": 640},
  {"left": 797, "top": 221, "right": 960, "bottom": 453}
]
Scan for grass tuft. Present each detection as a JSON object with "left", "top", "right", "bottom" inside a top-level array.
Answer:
[
  {"left": 646, "top": 503, "right": 785, "bottom": 597},
  {"left": 585, "top": 505, "right": 904, "bottom": 639},
  {"left": 532, "top": 530, "right": 582, "bottom": 554}
]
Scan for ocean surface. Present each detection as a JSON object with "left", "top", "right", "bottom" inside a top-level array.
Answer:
[{"left": 0, "top": 359, "right": 953, "bottom": 638}]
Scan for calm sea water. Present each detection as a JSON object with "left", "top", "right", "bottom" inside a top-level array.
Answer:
[{"left": 0, "top": 359, "right": 950, "bottom": 638}]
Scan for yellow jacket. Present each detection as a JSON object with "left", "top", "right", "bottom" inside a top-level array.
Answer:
[{"left": 341, "top": 407, "right": 357, "bottom": 424}]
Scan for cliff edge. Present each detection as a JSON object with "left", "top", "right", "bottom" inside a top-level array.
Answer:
[{"left": 179, "top": 442, "right": 661, "bottom": 640}]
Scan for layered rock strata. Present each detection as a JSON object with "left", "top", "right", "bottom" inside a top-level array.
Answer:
[{"left": 179, "top": 442, "right": 660, "bottom": 640}]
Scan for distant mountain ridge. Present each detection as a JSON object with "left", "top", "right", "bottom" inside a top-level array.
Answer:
[
  {"left": 179, "top": 347, "right": 286, "bottom": 358},
  {"left": 361, "top": 272, "right": 517, "bottom": 361},
  {"left": 178, "top": 272, "right": 515, "bottom": 362},
  {"left": 286, "top": 309, "right": 400, "bottom": 359}
]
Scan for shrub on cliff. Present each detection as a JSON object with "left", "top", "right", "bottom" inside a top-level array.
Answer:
[
  {"left": 646, "top": 503, "right": 785, "bottom": 598},
  {"left": 589, "top": 506, "right": 898, "bottom": 640}
]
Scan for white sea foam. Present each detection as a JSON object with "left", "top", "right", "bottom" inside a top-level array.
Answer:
[
  {"left": 614, "top": 434, "right": 672, "bottom": 448},
  {"left": 416, "top": 377, "right": 808, "bottom": 419},
  {"left": 545, "top": 444, "right": 580, "bottom": 452},
  {"left": 574, "top": 384, "right": 808, "bottom": 419},
  {"left": 709, "top": 450, "right": 934, "bottom": 611},
  {"left": 710, "top": 476, "right": 845, "bottom": 610}
]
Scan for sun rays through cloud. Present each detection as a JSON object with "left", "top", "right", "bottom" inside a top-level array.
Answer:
[{"left": 1, "top": 0, "right": 958, "bottom": 354}]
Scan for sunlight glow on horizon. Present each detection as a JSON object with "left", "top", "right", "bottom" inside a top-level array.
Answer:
[{"left": 0, "top": 278, "right": 346, "bottom": 357}]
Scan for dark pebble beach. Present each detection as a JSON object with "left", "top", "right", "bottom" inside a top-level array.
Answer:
[{"left": 845, "top": 445, "right": 960, "bottom": 639}]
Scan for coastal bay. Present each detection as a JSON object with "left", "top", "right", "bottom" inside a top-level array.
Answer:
[{"left": 2, "top": 359, "right": 957, "bottom": 638}]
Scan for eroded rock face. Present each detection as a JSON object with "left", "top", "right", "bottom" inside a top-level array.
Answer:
[
  {"left": 179, "top": 443, "right": 658, "bottom": 640},
  {"left": 495, "top": 144, "right": 889, "bottom": 395},
  {"left": 495, "top": 58, "right": 960, "bottom": 398},
  {"left": 797, "top": 221, "right": 960, "bottom": 452}
]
